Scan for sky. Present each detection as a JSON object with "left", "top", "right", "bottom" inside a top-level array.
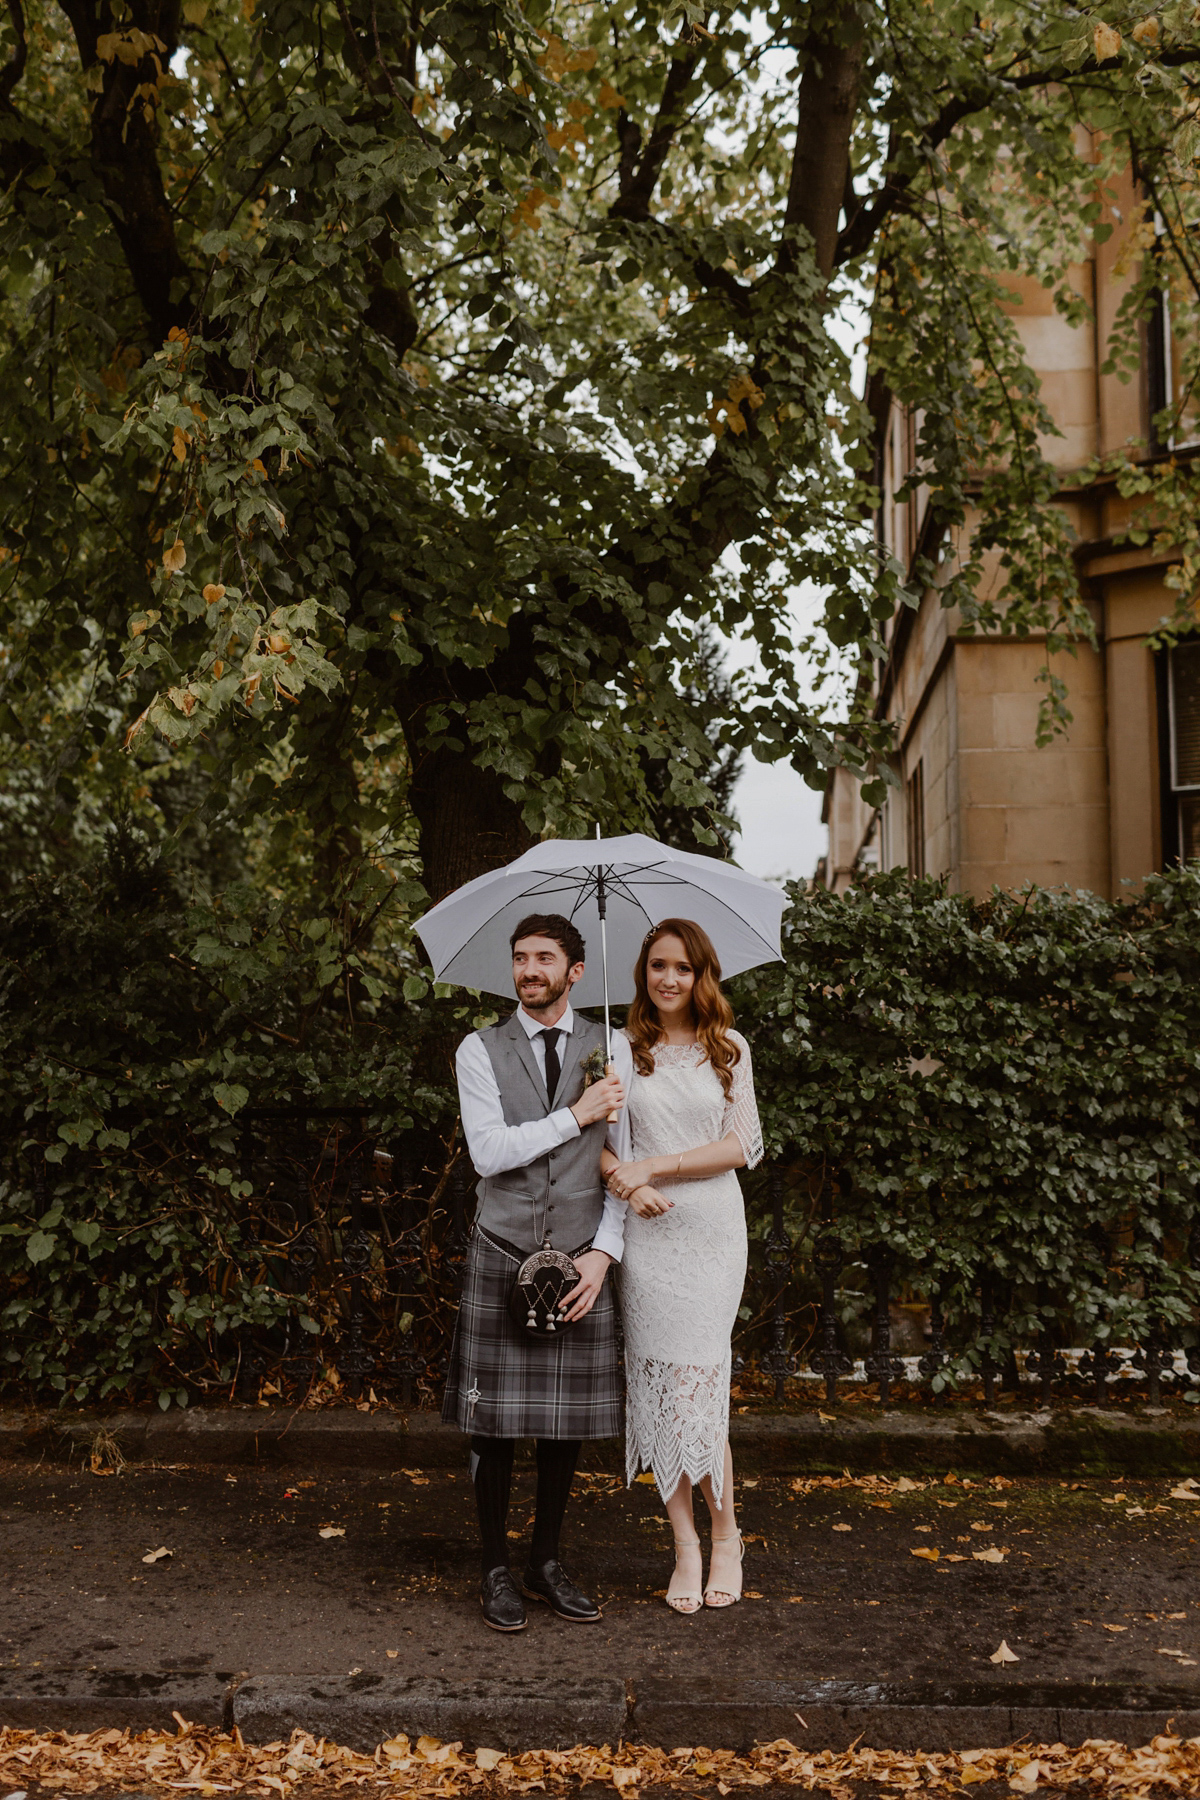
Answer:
[{"left": 731, "top": 755, "right": 826, "bottom": 884}]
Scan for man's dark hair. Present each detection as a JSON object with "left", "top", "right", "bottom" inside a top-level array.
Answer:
[{"left": 510, "top": 912, "right": 586, "bottom": 967}]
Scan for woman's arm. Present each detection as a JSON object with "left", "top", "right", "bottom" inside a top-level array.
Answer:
[
  {"left": 607, "top": 1130, "right": 745, "bottom": 1200},
  {"left": 603, "top": 1145, "right": 672, "bottom": 1216}
]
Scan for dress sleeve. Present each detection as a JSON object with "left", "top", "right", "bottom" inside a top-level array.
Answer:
[{"left": 722, "top": 1032, "right": 763, "bottom": 1170}]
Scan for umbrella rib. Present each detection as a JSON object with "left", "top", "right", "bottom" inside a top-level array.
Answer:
[
  {"left": 602, "top": 867, "right": 783, "bottom": 960},
  {"left": 430, "top": 870, "right": 594, "bottom": 965},
  {"left": 426, "top": 856, "right": 781, "bottom": 971}
]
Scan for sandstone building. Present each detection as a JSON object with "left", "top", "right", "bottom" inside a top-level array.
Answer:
[{"left": 819, "top": 167, "right": 1198, "bottom": 897}]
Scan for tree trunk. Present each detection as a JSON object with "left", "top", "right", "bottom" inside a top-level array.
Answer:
[
  {"left": 784, "top": 4, "right": 867, "bottom": 279},
  {"left": 407, "top": 739, "right": 534, "bottom": 902}
]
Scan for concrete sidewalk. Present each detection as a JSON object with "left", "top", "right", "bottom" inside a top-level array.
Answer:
[{"left": 4, "top": 1456, "right": 1200, "bottom": 1751}]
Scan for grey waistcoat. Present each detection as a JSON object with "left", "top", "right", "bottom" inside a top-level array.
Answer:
[{"left": 474, "top": 1011, "right": 608, "bottom": 1254}]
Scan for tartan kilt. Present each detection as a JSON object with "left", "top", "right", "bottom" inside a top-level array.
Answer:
[{"left": 441, "top": 1227, "right": 623, "bottom": 1440}]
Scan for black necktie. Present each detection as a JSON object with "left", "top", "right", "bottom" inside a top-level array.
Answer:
[{"left": 539, "top": 1028, "right": 562, "bottom": 1102}]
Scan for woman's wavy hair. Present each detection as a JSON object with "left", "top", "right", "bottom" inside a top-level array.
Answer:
[{"left": 627, "top": 917, "right": 740, "bottom": 1098}]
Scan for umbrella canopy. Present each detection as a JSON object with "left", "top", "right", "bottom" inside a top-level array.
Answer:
[{"left": 415, "top": 832, "right": 786, "bottom": 1011}]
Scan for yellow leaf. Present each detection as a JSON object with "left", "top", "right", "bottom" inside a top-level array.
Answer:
[
  {"left": 182, "top": 0, "right": 208, "bottom": 19},
  {"left": 832, "top": 1523, "right": 851, "bottom": 1532},
  {"left": 1009, "top": 1760, "right": 1041, "bottom": 1794},
  {"left": 142, "top": 1545, "right": 172, "bottom": 1563},
  {"left": 1102, "top": 1623, "right": 1127, "bottom": 1632},
  {"left": 267, "top": 633, "right": 290, "bottom": 654},
  {"left": 818, "top": 1410, "right": 836, "bottom": 1423},
  {"left": 172, "top": 425, "right": 191, "bottom": 462},
  {"left": 894, "top": 1477, "right": 920, "bottom": 1491},
  {"left": 1132, "top": 15, "right": 1160, "bottom": 44},
  {"left": 634, "top": 1472, "right": 657, "bottom": 1484},
  {"left": 162, "top": 539, "right": 186, "bottom": 574},
  {"left": 416, "top": 1737, "right": 442, "bottom": 1757},
  {"left": 168, "top": 687, "right": 196, "bottom": 716},
  {"left": 96, "top": 27, "right": 166, "bottom": 64},
  {"left": 989, "top": 1639, "right": 1019, "bottom": 1663},
  {"left": 944, "top": 1553, "right": 967, "bottom": 1562},
  {"left": 203, "top": 583, "right": 226, "bottom": 606},
  {"left": 911, "top": 1546, "right": 940, "bottom": 1561},
  {"left": 597, "top": 80, "right": 626, "bottom": 108},
  {"left": 1093, "top": 20, "right": 1122, "bottom": 58},
  {"left": 1168, "top": 1485, "right": 1200, "bottom": 1500},
  {"left": 475, "top": 1749, "right": 504, "bottom": 1771},
  {"left": 318, "top": 1525, "right": 345, "bottom": 1539},
  {"left": 386, "top": 1649, "right": 398, "bottom": 1658},
  {"left": 973, "top": 1547, "right": 1006, "bottom": 1563},
  {"left": 959, "top": 1767, "right": 991, "bottom": 1785}
]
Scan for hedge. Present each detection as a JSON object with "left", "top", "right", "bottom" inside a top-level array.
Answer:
[{"left": 5, "top": 843, "right": 1200, "bottom": 1405}]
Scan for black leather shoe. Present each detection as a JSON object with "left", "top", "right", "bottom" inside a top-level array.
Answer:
[
  {"left": 522, "top": 1558, "right": 601, "bottom": 1622},
  {"left": 481, "top": 1566, "right": 527, "bottom": 1632}
]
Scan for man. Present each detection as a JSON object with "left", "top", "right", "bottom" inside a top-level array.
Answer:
[{"left": 443, "top": 912, "right": 633, "bottom": 1632}]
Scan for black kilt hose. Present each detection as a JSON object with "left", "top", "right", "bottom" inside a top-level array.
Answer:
[{"left": 442, "top": 1226, "right": 623, "bottom": 1440}]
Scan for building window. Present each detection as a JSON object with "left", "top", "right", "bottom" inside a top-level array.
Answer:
[
  {"left": 906, "top": 759, "right": 926, "bottom": 878},
  {"left": 1168, "top": 643, "right": 1200, "bottom": 863}
]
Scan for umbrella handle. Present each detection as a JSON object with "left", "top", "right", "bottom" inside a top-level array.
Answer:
[{"left": 605, "top": 1059, "right": 619, "bottom": 1125}]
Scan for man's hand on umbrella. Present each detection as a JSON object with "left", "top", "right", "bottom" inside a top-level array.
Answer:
[
  {"left": 561, "top": 1249, "right": 612, "bottom": 1322},
  {"left": 571, "top": 1073, "right": 625, "bottom": 1126}
]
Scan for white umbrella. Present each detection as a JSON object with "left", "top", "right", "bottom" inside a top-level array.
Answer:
[{"left": 415, "top": 831, "right": 786, "bottom": 1054}]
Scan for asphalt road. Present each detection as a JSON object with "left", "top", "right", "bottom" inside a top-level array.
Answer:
[{"left": 4, "top": 1457, "right": 1200, "bottom": 1692}]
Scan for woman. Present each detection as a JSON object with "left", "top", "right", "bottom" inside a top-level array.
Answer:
[{"left": 603, "top": 918, "right": 762, "bottom": 1614}]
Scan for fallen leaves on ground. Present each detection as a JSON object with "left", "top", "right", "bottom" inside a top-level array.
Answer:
[
  {"left": 788, "top": 1470, "right": 1009, "bottom": 1500},
  {"left": 9, "top": 1721, "right": 1200, "bottom": 1796},
  {"left": 911, "top": 1545, "right": 940, "bottom": 1561},
  {"left": 972, "top": 1547, "right": 1007, "bottom": 1563},
  {"left": 317, "top": 1526, "right": 345, "bottom": 1539},
  {"left": 141, "top": 1546, "right": 172, "bottom": 1564},
  {"left": 990, "top": 1639, "right": 1019, "bottom": 1663}
]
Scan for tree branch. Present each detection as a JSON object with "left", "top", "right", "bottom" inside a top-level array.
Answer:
[
  {"left": 835, "top": 42, "right": 1200, "bottom": 267},
  {"left": 0, "top": 0, "right": 27, "bottom": 108},
  {"left": 611, "top": 39, "right": 702, "bottom": 222},
  {"left": 780, "top": 3, "right": 866, "bottom": 280},
  {"left": 57, "top": 0, "right": 191, "bottom": 342}
]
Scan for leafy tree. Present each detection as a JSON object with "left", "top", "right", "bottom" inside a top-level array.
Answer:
[{"left": 0, "top": 0, "right": 1197, "bottom": 909}]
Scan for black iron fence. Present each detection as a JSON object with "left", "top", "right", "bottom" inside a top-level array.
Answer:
[{"left": 232, "top": 1111, "right": 1200, "bottom": 1411}]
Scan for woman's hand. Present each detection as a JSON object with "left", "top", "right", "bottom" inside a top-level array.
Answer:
[
  {"left": 607, "top": 1158, "right": 656, "bottom": 1200},
  {"left": 627, "top": 1184, "right": 673, "bottom": 1218}
]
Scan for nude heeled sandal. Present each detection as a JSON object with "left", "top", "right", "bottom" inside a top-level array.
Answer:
[
  {"left": 704, "top": 1530, "right": 745, "bottom": 1608},
  {"left": 666, "top": 1534, "right": 704, "bottom": 1614}
]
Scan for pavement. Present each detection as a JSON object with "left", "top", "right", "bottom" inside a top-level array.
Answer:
[{"left": 5, "top": 1449, "right": 1200, "bottom": 1756}]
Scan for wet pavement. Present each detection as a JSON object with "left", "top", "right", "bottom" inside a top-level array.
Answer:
[{"left": 4, "top": 1457, "right": 1200, "bottom": 1692}]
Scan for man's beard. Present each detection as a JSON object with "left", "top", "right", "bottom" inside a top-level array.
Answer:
[{"left": 517, "top": 970, "right": 570, "bottom": 1009}]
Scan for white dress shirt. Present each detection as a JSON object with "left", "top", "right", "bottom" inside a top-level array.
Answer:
[{"left": 455, "top": 1001, "right": 633, "bottom": 1262}]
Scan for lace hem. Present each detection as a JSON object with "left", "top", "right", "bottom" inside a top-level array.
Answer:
[{"left": 625, "top": 1350, "right": 732, "bottom": 1509}]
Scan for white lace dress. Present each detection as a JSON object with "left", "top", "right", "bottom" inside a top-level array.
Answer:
[{"left": 619, "top": 1030, "right": 763, "bottom": 1509}]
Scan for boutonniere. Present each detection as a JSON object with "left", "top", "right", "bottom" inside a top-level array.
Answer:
[{"left": 581, "top": 1046, "right": 609, "bottom": 1086}]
